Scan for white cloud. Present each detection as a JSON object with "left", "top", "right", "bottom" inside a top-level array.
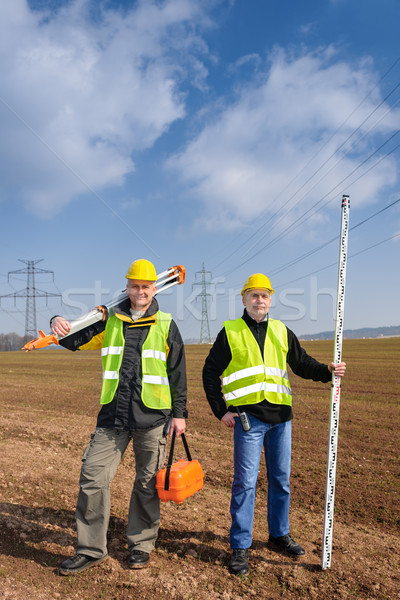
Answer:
[
  {"left": 0, "top": 0, "right": 210, "bottom": 216},
  {"left": 167, "top": 47, "right": 400, "bottom": 233}
]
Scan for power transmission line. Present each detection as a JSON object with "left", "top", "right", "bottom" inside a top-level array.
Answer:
[
  {"left": 0, "top": 259, "right": 61, "bottom": 338},
  {"left": 268, "top": 197, "right": 400, "bottom": 277},
  {"left": 236, "top": 89, "right": 400, "bottom": 266},
  {"left": 208, "top": 59, "right": 400, "bottom": 273},
  {"left": 0, "top": 94, "right": 160, "bottom": 258},
  {"left": 219, "top": 192, "right": 400, "bottom": 293},
  {"left": 192, "top": 263, "right": 212, "bottom": 344},
  {"left": 276, "top": 231, "right": 400, "bottom": 288},
  {"left": 223, "top": 130, "right": 400, "bottom": 277}
]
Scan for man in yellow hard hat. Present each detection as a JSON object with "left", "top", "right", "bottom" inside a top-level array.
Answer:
[
  {"left": 51, "top": 259, "right": 187, "bottom": 574},
  {"left": 203, "top": 273, "right": 346, "bottom": 575}
]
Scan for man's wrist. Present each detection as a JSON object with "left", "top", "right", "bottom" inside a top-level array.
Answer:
[{"left": 173, "top": 409, "right": 188, "bottom": 419}]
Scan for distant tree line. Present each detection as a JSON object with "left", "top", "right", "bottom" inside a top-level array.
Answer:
[{"left": 0, "top": 333, "right": 29, "bottom": 351}]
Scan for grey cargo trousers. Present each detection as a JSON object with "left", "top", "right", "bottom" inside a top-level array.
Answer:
[{"left": 75, "top": 425, "right": 167, "bottom": 558}]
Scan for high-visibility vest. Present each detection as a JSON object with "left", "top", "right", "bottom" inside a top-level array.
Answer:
[
  {"left": 222, "top": 317, "right": 292, "bottom": 407},
  {"left": 100, "top": 310, "right": 172, "bottom": 409}
]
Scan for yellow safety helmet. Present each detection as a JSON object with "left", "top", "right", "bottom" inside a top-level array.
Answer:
[
  {"left": 241, "top": 273, "right": 274, "bottom": 296},
  {"left": 125, "top": 259, "right": 157, "bottom": 281}
]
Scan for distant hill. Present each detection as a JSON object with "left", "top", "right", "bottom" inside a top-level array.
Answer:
[
  {"left": 300, "top": 325, "right": 400, "bottom": 340},
  {"left": 185, "top": 325, "right": 400, "bottom": 344}
]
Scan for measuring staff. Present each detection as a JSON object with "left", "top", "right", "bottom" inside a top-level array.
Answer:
[{"left": 322, "top": 194, "right": 350, "bottom": 569}]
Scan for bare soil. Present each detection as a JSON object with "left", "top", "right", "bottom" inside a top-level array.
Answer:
[{"left": 0, "top": 338, "right": 399, "bottom": 599}]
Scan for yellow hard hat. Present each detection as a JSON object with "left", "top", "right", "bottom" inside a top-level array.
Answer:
[
  {"left": 125, "top": 259, "right": 157, "bottom": 281},
  {"left": 241, "top": 273, "right": 274, "bottom": 296}
]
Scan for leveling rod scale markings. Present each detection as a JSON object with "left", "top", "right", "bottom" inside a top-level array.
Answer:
[{"left": 321, "top": 195, "right": 350, "bottom": 570}]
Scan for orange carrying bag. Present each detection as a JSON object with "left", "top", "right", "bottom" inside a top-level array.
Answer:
[{"left": 156, "top": 432, "right": 204, "bottom": 504}]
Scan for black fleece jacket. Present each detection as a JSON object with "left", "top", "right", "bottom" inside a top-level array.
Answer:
[{"left": 202, "top": 309, "right": 331, "bottom": 424}]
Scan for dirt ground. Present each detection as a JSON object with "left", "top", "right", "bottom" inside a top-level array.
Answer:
[{"left": 0, "top": 338, "right": 399, "bottom": 599}]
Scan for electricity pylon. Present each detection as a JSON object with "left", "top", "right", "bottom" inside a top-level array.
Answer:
[
  {"left": 192, "top": 262, "right": 212, "bottom": 344},
  {"left": 0, "top": 259, "right": 61, "bottom": 338}
]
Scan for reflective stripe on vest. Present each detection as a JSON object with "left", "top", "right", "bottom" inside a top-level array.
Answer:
[
  {"left": 103, "top": 370, "right": 119, "bottom": 380},
  {"left": 222, "top": 317, "right": 292, "bottom": 407},
  {"left": 100, "top": 310, "right": 172, "bottom": 409},
  {"left": 142, "top": 349, "right": 167, "bottom": 361},
  {"left": 143, "top": 375, "right": 169, "bottom": 385},
  {"left": 101, "top": 346, "right": 124, "bottom": 357}
]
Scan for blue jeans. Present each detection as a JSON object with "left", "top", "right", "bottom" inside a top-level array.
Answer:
[{"left": 230, "top": 415, "right": 292, "bottom": 549}]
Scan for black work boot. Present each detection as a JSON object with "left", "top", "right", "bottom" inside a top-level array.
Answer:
[
  {"left": 229, "top": 548, "right": 249, "bottom": 575},
  {"left": 269, "top": 533, "right": 305, "bottom": 556},
  {"left": 129, "top": 549, "right": 150, "bottom": 569},
  {"left": 59, "top": 553, "right": 108, "bottom": 575}
]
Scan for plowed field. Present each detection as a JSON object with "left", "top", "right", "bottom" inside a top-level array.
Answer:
[{"left": 0, "top": 338, "right": 399, "bottom": 599}]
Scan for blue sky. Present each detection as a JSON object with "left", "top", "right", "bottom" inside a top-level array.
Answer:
[{"left": 0, "top": 0, "right": 399, "bottom": 342}]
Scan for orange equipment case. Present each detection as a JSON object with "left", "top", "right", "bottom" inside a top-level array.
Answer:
[{"left": 156, "top": 432, "right": 204, "bottom": 504}]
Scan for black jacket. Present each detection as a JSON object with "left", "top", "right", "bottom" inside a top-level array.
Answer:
[
  {"left": 202, "top": 310, "right": 331, "bottom": 424},
  {"left": 54, "top": 297, "right": 187, "bottom": 430}
]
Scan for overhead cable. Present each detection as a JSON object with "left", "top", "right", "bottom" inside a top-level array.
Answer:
[
  {"left": 0, "top": 94, "right": 160, "bottom": 258},
  {"left": 224, "top": 131, "right": 400, "bottom": 275},
  {"left": 269, "top": 197, "right": 400, "bottom": 277},
  {"left": 276, "top": 232, "right": 400, "bottom": 288},
  {"left": 239, "top": 81, "right": 400, "bottom": 261},
  {"left": 209, "top": 60, "right": 400, "bottom": 272}
]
